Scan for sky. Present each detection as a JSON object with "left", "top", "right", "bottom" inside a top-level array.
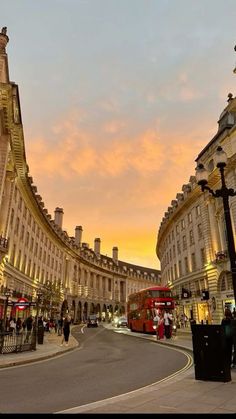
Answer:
[{"left": 1, "top": 0, "right": 236, "bottom": 269}]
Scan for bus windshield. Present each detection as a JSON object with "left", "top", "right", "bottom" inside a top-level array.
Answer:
[{"left": 148, "top": 290, "right": 172, "bottom": 298}]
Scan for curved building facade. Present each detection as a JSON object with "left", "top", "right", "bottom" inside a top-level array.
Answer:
[
  {"left": 0, "top": 28, "right": 160, "bottom": 322},
  {"left": 156, "top": 94, "right": 236, "bottom": 325}
]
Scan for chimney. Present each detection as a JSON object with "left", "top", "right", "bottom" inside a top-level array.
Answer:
[
  {"left": 0, "top": 27, "right": 10, "bottom": 83},
  {"left": 112, "top": 246, "right": 118, "bottom": 264},
  {"left": 75, "top": 226, "right": 83, "bottom": 246},
  {"left": 54, "top": 207, "right": 64, "bottom": 228},
  {"left": 94, "top": 238, "right": 101, "bottom": 256}
]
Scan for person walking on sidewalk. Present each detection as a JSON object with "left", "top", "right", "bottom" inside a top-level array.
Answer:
[
  {"left": 157, "top": 312, "right": 165, "bottom": 340},
  {"left": 61, "top": 316, "right": 71, "bottom": 346},
  {"left": 163, "top": 309, "right": 173, "bottom": 339}
]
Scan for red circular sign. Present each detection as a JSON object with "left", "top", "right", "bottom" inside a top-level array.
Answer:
[{"left": 16, "top": 297, "right": 29, "bottom": 310}]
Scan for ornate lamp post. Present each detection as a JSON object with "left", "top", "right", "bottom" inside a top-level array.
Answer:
[
  {"left": 196, "top": 145, "right": 236, "bottom": 308},
  {"left": 33, "top": 289, "right": 43, "bottom": 349},
  {"left": 3, "top": 288, "right": 12, "bottom": 330}
]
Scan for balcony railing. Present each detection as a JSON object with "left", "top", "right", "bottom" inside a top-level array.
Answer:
[
  {"left": 0, "top": 235, "right": 8, "bottom": 250},
  {"left": 215, "top": 250, "right": 228, "bottom": 263}
]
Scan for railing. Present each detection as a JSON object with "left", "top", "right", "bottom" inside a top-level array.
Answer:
[
  {"left": 215, "top": 250, "right": 228, "bottom": 263},
  {"left": 0, "top": 235, "right": 8, "bottom": 250},
  {"left": 0, "top": 330, "right": 36, "bottom": 354}
]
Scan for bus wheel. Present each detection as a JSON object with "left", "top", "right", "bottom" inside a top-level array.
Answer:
[
  {"left": 143, "top": 324, "right": 146, "bottom": 333},
  {"left": 130, "top": 324, "right": 133, "bottom": 332}
]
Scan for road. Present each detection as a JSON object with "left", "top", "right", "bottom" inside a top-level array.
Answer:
[{"left": 0, "top": 325, "right": 190, "bottom": 413}]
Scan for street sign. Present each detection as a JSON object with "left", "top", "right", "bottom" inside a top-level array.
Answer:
[{"left": 15, "top": 297, "right": 29, "bottom": 310}]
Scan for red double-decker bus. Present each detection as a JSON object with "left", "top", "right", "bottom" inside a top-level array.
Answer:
[{"left": 127, "top": 286, "right": 174, "bottom": 334}]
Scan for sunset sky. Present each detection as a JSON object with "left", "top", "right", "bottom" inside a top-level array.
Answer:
[{"left": 2, "top": 0, "right": 236, "bottom": 269}]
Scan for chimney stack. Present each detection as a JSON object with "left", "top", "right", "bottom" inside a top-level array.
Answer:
[
  {"left": 54, "top": 207, "right": 64, "bottom": 228},
  {"left": 75, "top": 226, "right": 83, "bottom": 246},
  {"left": 112, "top": 246, "right": 118, "bottom": 264},
  {"left": 94, "top": 238, "right": 101, "bottom": 256}
]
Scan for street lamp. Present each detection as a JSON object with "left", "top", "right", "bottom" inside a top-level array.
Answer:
[
  {"left": 3, "top": 288, "right": 12, "bottom": 330},
  {"left": 35, "top": 289, "right": 43, "bottom": 325},
  {"left": 33, "top": 289, "right": 43, "bottom": 345},
  {"left": 195, "top": 145, "right": 236, "bottom": 308}
]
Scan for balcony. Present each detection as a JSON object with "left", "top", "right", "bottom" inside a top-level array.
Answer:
[
  {"left": 0, "top": 235, "right": 8, "bottom": 263},
  {"left": 215, "top": 250, "right": 228, "bottom": 263}
]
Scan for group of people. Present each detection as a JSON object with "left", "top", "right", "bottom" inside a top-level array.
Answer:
[
  {"left": 1, "top": 314, "right": 71, "bottom": 346},
  {"left": 154, "top": 309, "right": 173, "bottom": 340}
]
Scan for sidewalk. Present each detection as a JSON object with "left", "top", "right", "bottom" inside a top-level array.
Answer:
[
  {"left": 60, "top": 325, "right": 236, "bottom": 414},
  {"left": 0, "top": 325, "right": 235, "bottom": 413},
  {"left": 0, "top": 329, "right": 79, "bottom": 368}
]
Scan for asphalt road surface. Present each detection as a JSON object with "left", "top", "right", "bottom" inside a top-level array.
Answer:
[{"left": 0, "top": 325, "right": 189, "bottom": 413}]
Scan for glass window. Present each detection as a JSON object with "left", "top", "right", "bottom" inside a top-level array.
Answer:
[
  {"left": 198, "top": 223, "right": 203, "bottom": 239},
  {"left": 191, "top": 253, "right": 196, "bottom": 271},
  {"left": 188, "top": 212, "right": 192, "bottom": 224},
  {"left": 190, "top": 230, "right": 194, "bottom": 245},
  {"left": 196, "top": 205, "right": 201, "bottom": 217},
  {"left": 184, "top": 257, "right": 189, "bottom": 274}
]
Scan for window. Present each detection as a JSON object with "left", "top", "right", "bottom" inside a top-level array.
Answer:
[
  {"left": 14, "top": 187, "right": 18, "bottom": 202},
  {"left": 15, "top": 217, "right": 20, "bottom": 235},
  {"left": 10, "top": 209, "right": 14, "bottom": 227},
  {"left": 183, "top": 235, "right": 187, "bottom": 250},
  {"left": 177, "top": 240, "right": 181, "bottom": 254},
  {"left": 16, "top": 250, "right": 21, "bottom": 269},
  {"left": 184, "top": 257, "right": 189, "bottom": 274},
  {"left": 173, "top": 245, "right": 176, "bottom": 257},
  {"left": 25, "top": 232, "right": 29, "bottom": 247},
  {"left": 22, "top": 255, "right": 27, "bottom": 273},
  {"left": 178, "top": 260, "right": 182, "bottom": 276},
  {"left": 181, "top": 219, "right": 185, "bottom": 230},
  {"left": 189, "top": 230, "right": 194, "bottom": 245},
  {"left": 197, "top": 223, "right": 203, "bottom": 239},
  {"left": 174, "top": 264, "right": 177, "bottom": 279},
  {"left": 188, "top": 212, "right": 192, "bottom": 224},
  {"left": 11, "top": 244, "right": 16, "bottom": 264},
  {"left": 196, "top": 205, "right": 201, "bottom": 217},
  {"left": 176, "top": 224, "right": 180, "bottom": 235},
  {"left": 20, "top": 225, "right": 25, "bottom": 240},
  {"left": 18, "top": 197, "right": 22, "bottom": 211},
  {"left": 200, "top": 248, "right": 206, "bottom": 267},
  {"left": 191, "top": 253, "right": 196, "bottom": 271}
]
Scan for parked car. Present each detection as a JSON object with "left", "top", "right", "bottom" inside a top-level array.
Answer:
[
  {"left": 87, "top": 314, "right": 98, "bottom": 328},
  {"left": 115, "top": 316, "right": 128, "bottom": 328}
]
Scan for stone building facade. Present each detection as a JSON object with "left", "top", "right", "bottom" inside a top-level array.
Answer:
[
  {"left": 156, "top": 94, "right": 236, "bottom": 325},
  {"left": 0, "top": 28, "right": 160, "bottom": 322}
]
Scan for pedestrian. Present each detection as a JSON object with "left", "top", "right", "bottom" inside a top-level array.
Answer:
[
  {"left": 16, "top": 318, "right": 22, "bottom": 335},
  {"left": 231, "top": 313, "right": 236, "bottom": 368},
  {"left": 61, "top": 316, "right": 71, "bottom": 346},
  {"left": 163, "top": 310, "right": 173, "bottom": 339},
  {"left": 157, "top": 312, "right": 165, "bottom": 340},
  {"left": 9, "top": 317, "right": 16, "bottom": 334},
  {"left": 233, "top": 308, "right": 236, "bottom": 319},
  {"left": 24, "top": 315, "right": 33, "bottom": 343},
  {"left": 221, "top": 308, "right": 233, "bottom": 367}
]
